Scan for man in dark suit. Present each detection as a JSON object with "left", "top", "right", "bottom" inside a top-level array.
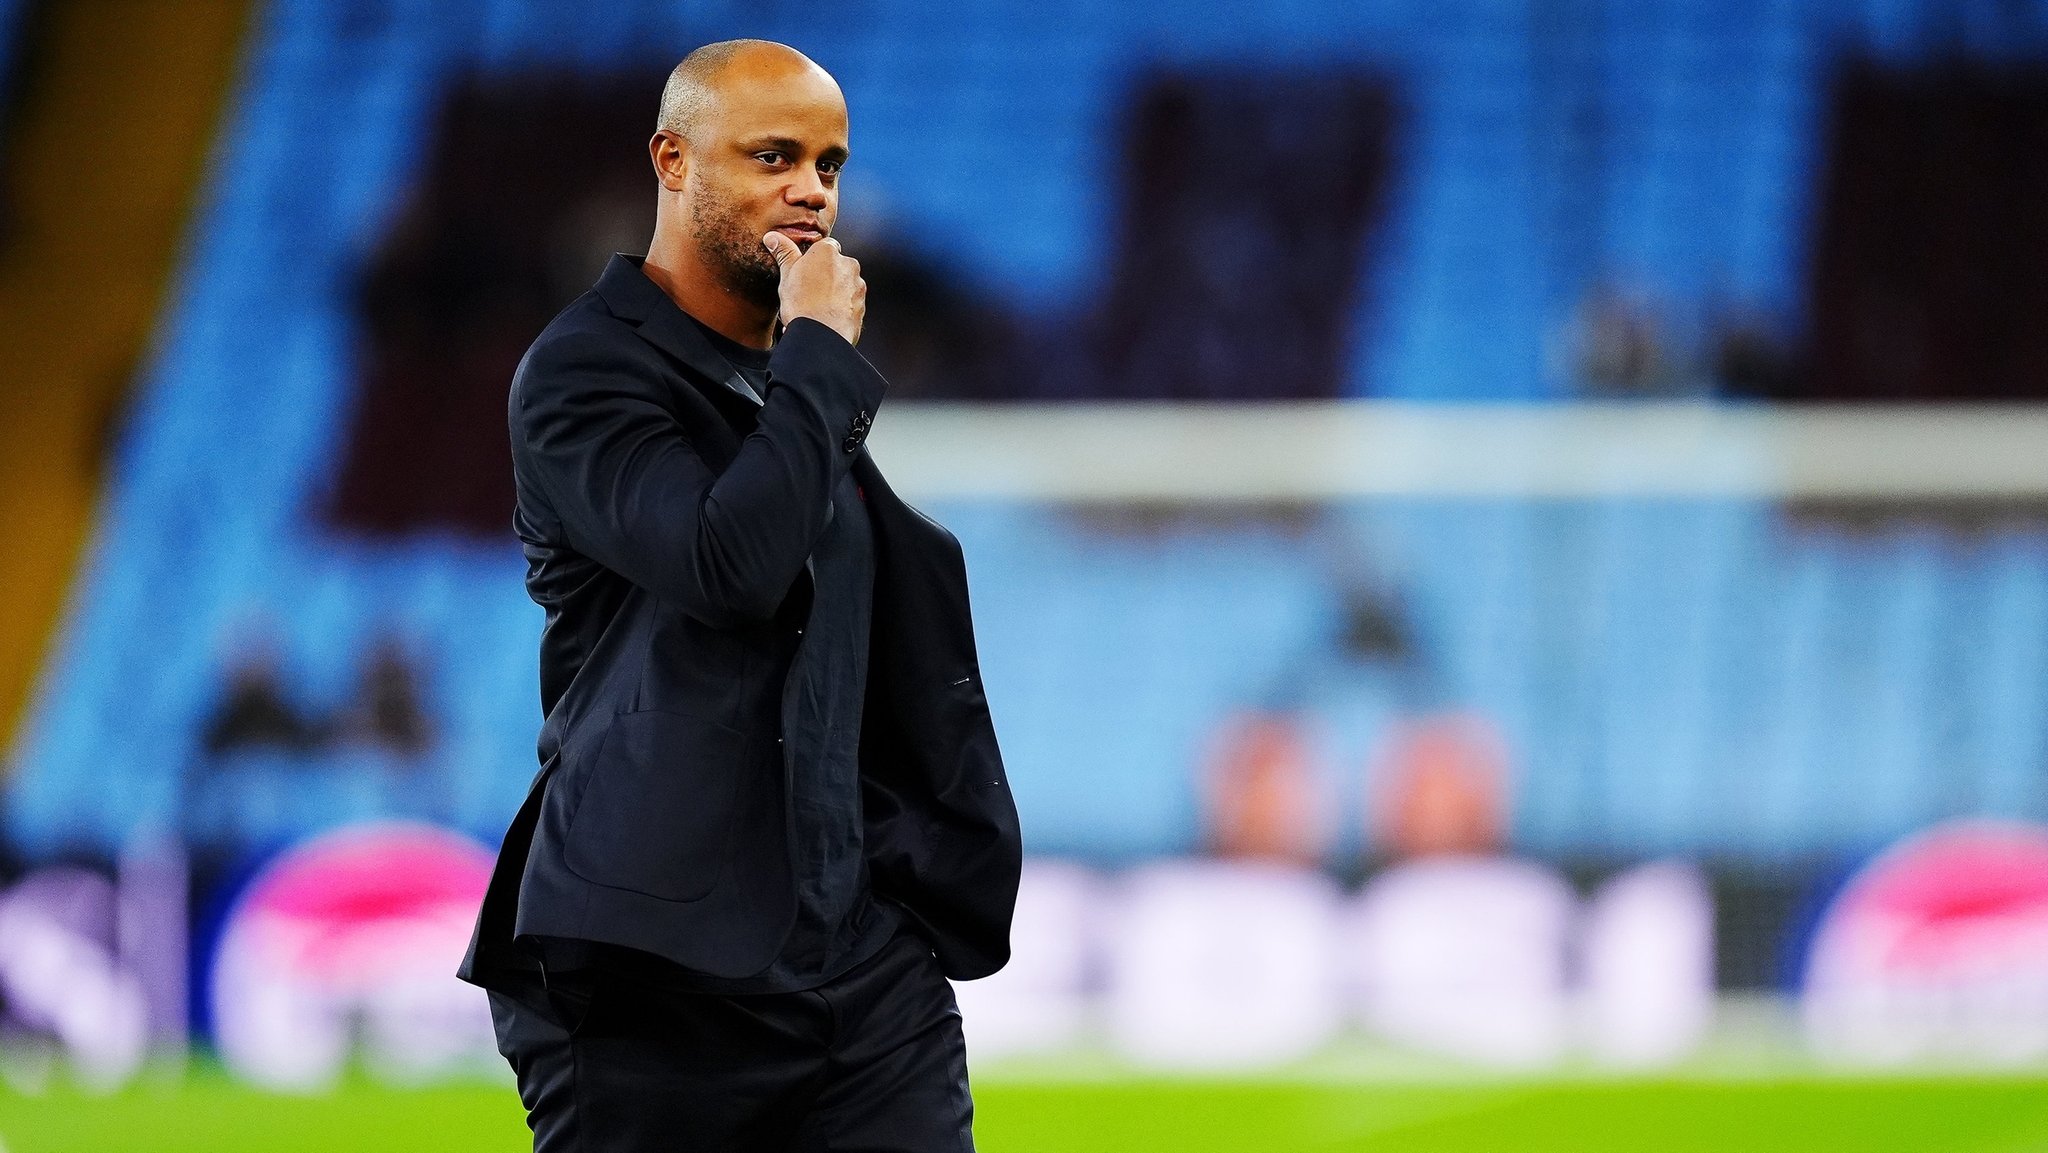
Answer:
[{"left": 459, "top": 39, "right": 1022, "bottom": 1152}]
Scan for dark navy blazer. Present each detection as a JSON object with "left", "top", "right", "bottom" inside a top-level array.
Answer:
[{"left": 460, "top": 255, "right": 1021, "bottom": 988}]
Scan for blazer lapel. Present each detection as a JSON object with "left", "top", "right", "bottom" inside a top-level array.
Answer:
[{"left": 593, "top": 253, "right": 763, "bottom": 410}]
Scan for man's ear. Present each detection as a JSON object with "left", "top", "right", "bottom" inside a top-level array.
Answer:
[{"left": 649, "top": 130, "right": 689, "bottom": 192}]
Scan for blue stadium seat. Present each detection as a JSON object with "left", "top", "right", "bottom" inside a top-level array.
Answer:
[{"left": 11, "top": 0, "right": 2048, "bottom": 862}]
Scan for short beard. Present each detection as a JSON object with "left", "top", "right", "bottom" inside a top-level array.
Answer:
[{"left": 689, "top": 182, "right": 781, "bottom": 307}]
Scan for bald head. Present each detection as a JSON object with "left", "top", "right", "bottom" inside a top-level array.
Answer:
[
  {"left": 657, "top": 39, "right": 837, "bottom": 144},
  {"left": 643, "top": 38, "right": 850, "bottom": 334}
]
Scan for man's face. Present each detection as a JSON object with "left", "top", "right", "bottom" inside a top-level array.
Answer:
[{"left": 681, "top": 66, "right": 848, "bottom": 305}]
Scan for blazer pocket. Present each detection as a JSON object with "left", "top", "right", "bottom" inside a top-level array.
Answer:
[{"left": 563, "top": 710, "right": 747, "bottom": 902}]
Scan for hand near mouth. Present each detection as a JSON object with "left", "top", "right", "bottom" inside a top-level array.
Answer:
[{"left": 763, "top": 231, "right": 865, "bottom": 345}]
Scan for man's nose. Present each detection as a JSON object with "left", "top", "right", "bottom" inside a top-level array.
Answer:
[{"left": 786, "top": 166, "right": 829, "bottom": 208}]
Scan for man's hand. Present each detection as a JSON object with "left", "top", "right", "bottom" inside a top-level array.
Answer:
[{"left": 763, "top": 232, "right": 865, "bottom": 346}]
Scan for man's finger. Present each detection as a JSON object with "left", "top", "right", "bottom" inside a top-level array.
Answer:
[{"left": 762, "top": 231, "right": 799, "bottom": 265}]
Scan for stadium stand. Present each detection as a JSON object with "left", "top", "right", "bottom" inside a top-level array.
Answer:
[
  {"left": 8, "top": 0, "right": 2048, "bottom": 889},
  {"left": 0, "top": 0, "right": 250, "bottom": 759}
]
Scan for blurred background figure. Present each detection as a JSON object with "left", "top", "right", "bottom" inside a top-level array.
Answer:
[
  {"left": 1202, "top": 713, "right": 1325, "bottom": 866},
  {"left": 201, "top": 634, "right": 330, "bottom": 758},
  {"left": 344, "top": 638, "right": 433, "bottom": 757},
  {"left": 1368, "top": 714, "right": 1509, "bottom": 861},
  {"left": 1563, "top": 282, "right": 1677, "bottom": 398}
]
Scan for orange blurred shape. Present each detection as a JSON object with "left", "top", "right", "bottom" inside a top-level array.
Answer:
[
  {"left": 1202, "top": 712, "right": 1325, "bottom": 865},
  {"left": 1369, "top": 713, "right": 1509, "bottom": 859}
]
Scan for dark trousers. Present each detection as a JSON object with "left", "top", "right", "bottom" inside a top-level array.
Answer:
[{"left": 489, "top": 929, "right": 977, "bottom": 1152}]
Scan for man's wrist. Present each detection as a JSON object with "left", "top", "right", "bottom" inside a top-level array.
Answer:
[
  {"left": 769, "top": 318, "right": 887, "bottom": 437},
  {"left": 782, "top": 314, "right": 858, "bottom": 347}
]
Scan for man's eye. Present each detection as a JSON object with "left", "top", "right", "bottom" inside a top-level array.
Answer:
[
  {"left": 755, "top": 152, "right": 787, "bottom": 166},
  {"left": 818, "top": 160, "right": 842, "bottom": 177}
]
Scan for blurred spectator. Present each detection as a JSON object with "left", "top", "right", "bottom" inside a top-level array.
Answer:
[
  {"left": 201, "top": 646, "right": 329, "bottom": 756},
  {"left": 202, "top": 635, "right": 434, "bottom": 757},
  {"left": 1565, "top": 282, "right": 1675, "bottom": 396},
  {"left": 343, "top": 638, "right": 433, "bottom": 756},
  {"left": 1335, "top": 583, "right": 1412, "bottom": 665},
  {"left": 1367, "top": 713, "right": 1508, "bottom": 858},
  {"left": 1201, "top": 712, "right": 1325, "bottom": 865}
]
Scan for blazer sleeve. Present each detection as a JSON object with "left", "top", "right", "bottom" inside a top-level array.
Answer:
[{"left": 516, "top": 317, "right": 886, "bottom": 627}]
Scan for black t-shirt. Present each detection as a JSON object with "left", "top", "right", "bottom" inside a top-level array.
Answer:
[{"left": 691, "top": 320, "right": 773, "bottom": 403}]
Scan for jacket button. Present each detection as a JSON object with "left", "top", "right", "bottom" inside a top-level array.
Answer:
[{"left": 844, "top": 409, "right": 872, "bottom": 453}]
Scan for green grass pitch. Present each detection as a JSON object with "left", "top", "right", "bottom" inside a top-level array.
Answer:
[{"left": 4, "top": 1070, "right": 2048, "bottom": 1152}]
